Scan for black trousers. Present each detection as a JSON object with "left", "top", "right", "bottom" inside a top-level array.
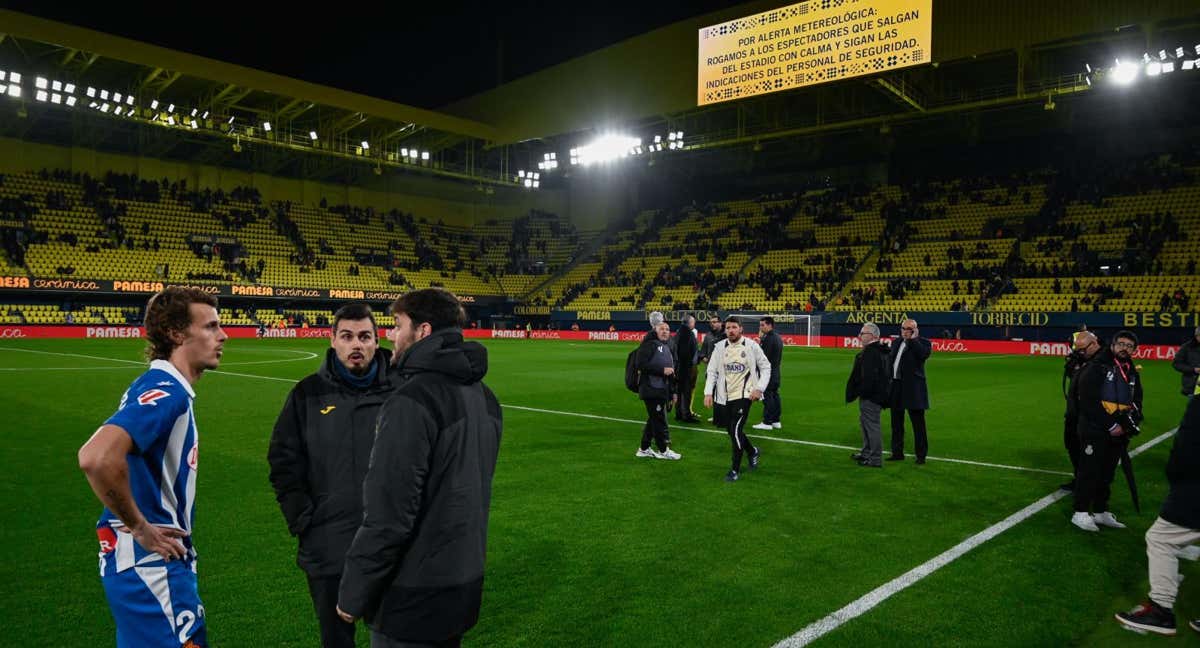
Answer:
[
  {"left": 676, "top": 366, "right": 698, "bottom": 420},
  {"left": 307, "top": 575, "right": 357, "bottom": 648},
  {"left": 1063, "top": 414, "right": 1081, "bottom": 479},
  {"left": 762, "top": 384, "right": 781, "bottom": 424},
  {"left": 1074, "top": 433, "right": 1125, "bottom": 513},
  {"left": 641, "top": 399, "right": 670, "bottom": 451},
  {"left": 725, "top": 398, "right": 756, "bottom": 472},
  {"left": 889, "top": 388, "right": 927, "bottom": 459}
]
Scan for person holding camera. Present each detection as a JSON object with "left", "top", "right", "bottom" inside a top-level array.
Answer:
[
  {"left": 1114, "top": 394, "right": 1200, "bottom": 636},
  {"left": 1061, "top": 331, "right": 1102, "bottom": 491},
  {"left": 636, "top": 316, "right": 681, "bottom": 460},
  {"left": 1172, "top": 326, "right": 1200, "bottom": 397},
  {"left": 1072, "top": 330, "right": 1144, "bottom": 532}
]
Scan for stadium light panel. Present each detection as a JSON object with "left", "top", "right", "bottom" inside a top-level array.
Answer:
[
  {"left": 150, "top": 99, "right": 159, "bottom": 109},
  {"left": 100, "top": 89, "right": 109, "bottom": 100},
  {"left": 668, "top": 132, "right": 676, "bottom": 141},
  {"left": 361, "top": 140, "right": 370, "bottom": 150},
  {"left": 1147, "top": 61, "right": 1162, "bottom": 76},
  {"left": 227, "top": 116, "right": 235, "bottom": 124},
  {"left": 1184, "top": 60, "right": 1197, "bottom": 71},
  {"left": 64, "top": 83, "right": 75, "bottom": 94},
  {"left": 86, "top": 87, "right": 96, "bottom": 98},
  {"left": 9, "top": 72, "right": 20, "bottom": 83},
  {"left": 1112, "top": 59, "right": 1139, "bottom": 85},
  {"left": 100, "top": 103, "right": 110, "bottom": 113},
  {"left": 533, "top": 172, "right": 540, "bottom": 180},
  {"left": 201, "top": 110, "right": 208, "bottom": 118},
  {"left": 1163, "top": 62, "right": 1175, "bottom": 73},
  {"left": 532, "top": 180, "right": 539, "bottom": 188},
  {"left": 524, "top": 179, "right": 532, "bottom": 188},
  {"left": 1177, "top": 47, "right": 1186, "bottom": 58},
  {"left": 190, "top": 108, "right": 198, "bottom": 117},
  {"left": 401, "top": 148, "right": 409, "bottom": 157},
  {"left": 1159, "top": 50, "right": 1168, "bottom": 60},
  {"left": 309, "top": 131, "right": 318, "bottom": 140},
  {"left": 519, "top": 170, "right": 526, "bottom": 178},
  {"left": 550, "top": 152, "right": 556, "bottom": 159},
  {"left": 167, "top": 116, "right": 175, "bottom": 125},
  {"left": 190, "top": 119, "right": 198, "bottom": 129},
  {"left": 167, "top": 103, "right": 175, "bottom": 113},
  {"left": 35, "top": 90, "right": 47, "bottom": 102},
  {"left": 127, "top": 96, "right": 135, "bottom": 106},
  {"left": 65, "top": 96, "right": 77, "bottom": 107},
  {"left": 114, "top": 106, "right": 123, "bottom": 115},
  {"left": 35, "top": 77, "right": 47, "bottom": 89},
  {"left": 52, "top": 80, "right": 61, "bottom": 91},
  {"left": 113, "top": 93, "right": 122, "bottom": 103},
  {"left": 537, "top": 162, "right": 545, "bottom": 170},
  {"left": 421, "top": 151, "right": 429, "bottom": 160},
  {"left": 0, "top": 71, "right": 6, "bottom": 82},
  {"left": 575, "top": 134, "right": 641, "bottom": 165},
  {"left": 7, "top": 85, "right": 20, "bottom": 98},
  {"left": 262, "top": 121, "right": 271, "bottom": 132},
  {"left": 50, "top": 93, "right": 61, "bottom": 104}
]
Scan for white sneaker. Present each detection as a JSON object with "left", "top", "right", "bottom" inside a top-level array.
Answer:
[
  {"left": 1094, "top": 511, "right": 1127, "bottom": 529},
  {"left": 1072, "top": 512, "right": 1100, "bottom": 532},
  {"left": 772, "top": 422, "right": 782, "bottom": 429},
  {"left": 635, "top": 448, "right": 657, "bottom": 458},
  {"left": 752, "top": 423, "right": 773, "bottom": 431},
  {"left": 657, "top": 448, "right": 682, "bottom": 460}
]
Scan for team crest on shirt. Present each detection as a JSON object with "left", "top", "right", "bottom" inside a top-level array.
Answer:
[{"left": 137, "top": 389, "right": 171, "bottom": 406}]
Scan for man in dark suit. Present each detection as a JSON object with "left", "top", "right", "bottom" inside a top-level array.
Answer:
[
  {"left": 674, "top": 316, "right": 701, "bottom": 423},
  {"left": 887, "top": 319, "right": 933, "bottom": 464}
]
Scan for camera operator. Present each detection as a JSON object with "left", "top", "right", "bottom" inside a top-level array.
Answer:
[
  {"left": 1061, "top": 331, "right": 1102, "bottom": 491},
  {"left": 1072, "top": 330, "right": 1144, "bottom": 532}
]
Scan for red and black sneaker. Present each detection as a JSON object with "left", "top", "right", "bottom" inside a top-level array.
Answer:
[{"left": 1115, "top": 601, "right": 1176, "bottom": 636}]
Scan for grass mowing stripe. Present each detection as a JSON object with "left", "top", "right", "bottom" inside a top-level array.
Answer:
[{"left": 772, "top": 426, "right": 1180, "bottom": 648}]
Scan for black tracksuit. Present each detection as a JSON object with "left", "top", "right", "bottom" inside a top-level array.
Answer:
[
  {"left": 1074, "top": 348, "right": 1143, "bottom": 514},
  {"left": 1062, "top": 350, "right": 1097, "bottom": 484},
  {"left": 637, "top": 331, "right": 676, "bottom": 451},
  {"left": 268, "top": 348, "right": 395, "bottom": 648},
  {"left": 338, "top": 329, "right": 502, "bottom": 645},
  {"left": 759, "top": 330, "right": 783, "bottom": 425}
]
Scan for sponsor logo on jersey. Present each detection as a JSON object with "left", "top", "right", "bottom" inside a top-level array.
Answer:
[
  {"left": 137, "top": 389, "right": 171, "bottom": 406},
  {"left": 97, "top": 526, "right": 118, "bottom": 554},
  {"left": 320, "top": 405, "right": 336, "bottom": 415},
  {"left": 725, "top": 362, "right": 747, "bottom": 373}
]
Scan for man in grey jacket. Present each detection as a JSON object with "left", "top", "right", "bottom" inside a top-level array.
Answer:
[{"left": 704, "top": 316, "right": 772, "bottom": 482}]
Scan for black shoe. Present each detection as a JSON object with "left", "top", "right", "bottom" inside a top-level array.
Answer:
[
  {"left": 915, "top": 457, "right": 926, "bottom": 465},
  {"left": 851, "top": 453, "right": 864, "bottom": 462},
  {"left": 748, "top": 448, "right": 761, "bottom": 470},
  {"left": 682, "top": 416, "right": 701, "bottom": 423},
  {"left": 1116, "top": 601, "right": 1176, "bottom": 636},
  {"left": 886, "top": 455, "right": 905, "bottom": 461},
  {"left": 858, "top": 459, "right": 882, "bottom": 468},
  {"left": 724, "top": 470, "right": 739, "bottom": 482},
  {"left": 1059, "top": 480, "right": 1075, "bottom": 492}
]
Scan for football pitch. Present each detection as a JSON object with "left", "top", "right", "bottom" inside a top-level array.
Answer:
[{"left": 0, "top": 338, "right": 1197, "bottom": 647}]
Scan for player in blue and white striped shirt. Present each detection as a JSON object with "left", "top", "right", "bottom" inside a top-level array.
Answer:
[{"left": 79, "top": 287, "right": 227, "bottom": 648}]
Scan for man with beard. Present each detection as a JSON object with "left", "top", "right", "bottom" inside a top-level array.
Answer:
[
  {"left": 1061, "top": 331, "right": 1102, "bottom": 492},
  {"left": 704, "top": 317, "right": 772, "bottom": 482},
  {"left": 673, "top": 315, "right": 701, "bottom": 423},
  {"left": 699, "top": 315, "right": 727, "bottom": 427},
  {"left": 268, "top": 303, "right": 394, "bottom": 648},
  {"left": 337, "top": 289, "right": 502, "bottom": 647},
  {"left": 1072, "top": 330, "right": 1144, "bottom": 532}
]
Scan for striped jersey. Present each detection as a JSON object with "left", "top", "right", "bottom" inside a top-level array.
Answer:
[{"left": 96, "top": 360, "right": 199, "bottom": 552}]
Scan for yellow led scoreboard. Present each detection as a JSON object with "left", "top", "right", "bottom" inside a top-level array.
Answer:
[{"left": 699, "top": 0, "right": 933, "bottom": 106}]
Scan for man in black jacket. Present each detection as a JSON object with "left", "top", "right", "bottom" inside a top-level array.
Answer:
[
  {"left": 1172, "top": 326, "right": 1200, "bottom": 397},
  {"left": 754, "top": 316, "right": 784, "bottom": 431},
  {"left": 1115, "top": 395, "right": 1200, "bottom": 636},
  {"left": 337, "top": 289, "right": 502, "bottom": 648},
  {"left": 887, "top": 319, "right": 933, "bottom": 464},
  {"left": 268, "top": 302, "right": 393, "bottom": 648},
  {"left": 1061, "top": 331, "right": 1102, "bottom": 491},
  {"left": 637, "top": 320, "right": 681, "bottom": 460},
  {"left": 1072, "top": 330, "right": 1143, "bottom": 532},
  {"left": 699, "top": 315, "right": 727, "bottom": 427},
  {"left": 847, "top": 322, "right": 890, "bottom": 467},
  {"left": 674, "top": 315, "right": 700, "bottom": 423}
]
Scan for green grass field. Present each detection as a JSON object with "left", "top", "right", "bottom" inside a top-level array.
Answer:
[{"left": 0, "top": 338, "right": 1197, "bottom": 646}]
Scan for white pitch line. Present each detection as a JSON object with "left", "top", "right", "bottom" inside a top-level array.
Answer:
[
  {"left": 502, "top": 404, "right": 1073, "bottom": 477},
  {"left": 0, "top": 346, "right": 317, "bottom": 368},
  {"left": 0, "top": 347, "right": 1072, "bottom": 478},
  {"left": 772, "top": 426, "right": 1179, "bottom": 648}
]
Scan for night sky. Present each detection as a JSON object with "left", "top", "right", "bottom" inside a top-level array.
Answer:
[{"left": 1, "top": 1, "right": 734, "bottom": 108}]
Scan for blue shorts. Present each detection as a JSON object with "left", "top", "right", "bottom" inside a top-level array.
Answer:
[{"left": 98, "top": 527, "right": 207, "bottom": 647}]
